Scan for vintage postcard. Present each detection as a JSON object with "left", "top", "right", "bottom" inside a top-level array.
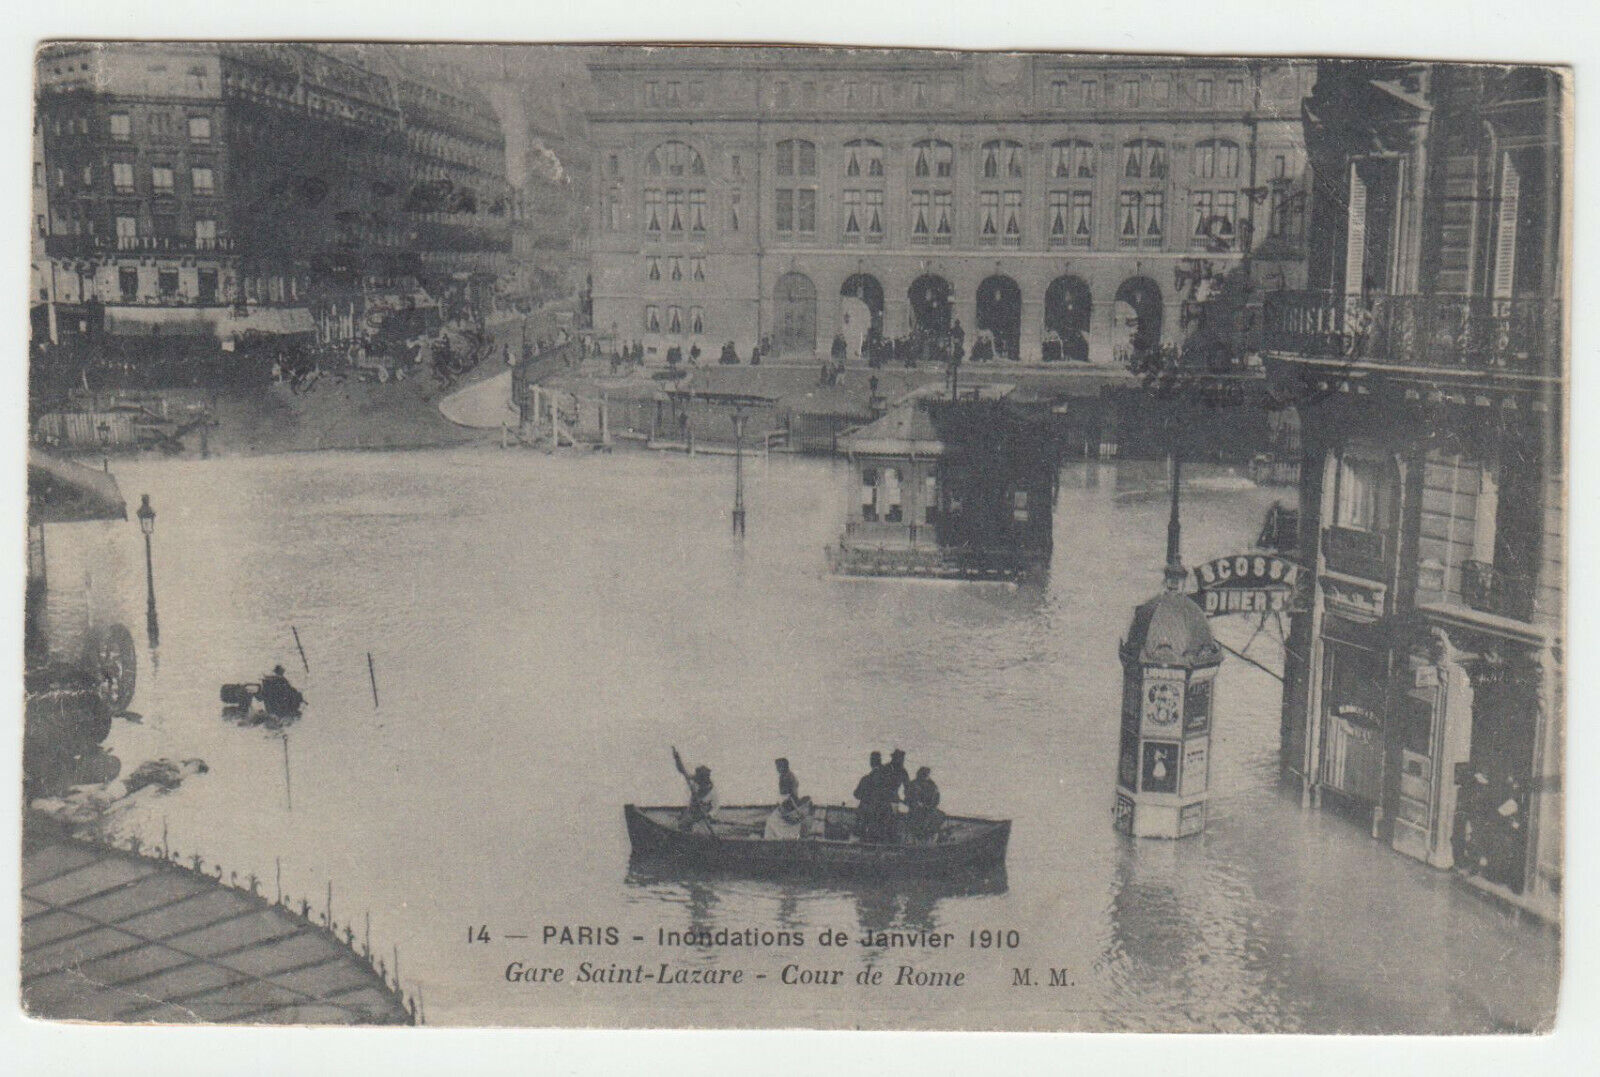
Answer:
[{"left": 19, "top": 41, "right": 1566, "bottom": 1035}]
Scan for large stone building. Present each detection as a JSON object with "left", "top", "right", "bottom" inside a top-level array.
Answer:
[
  {"left": 1263, "top": 61, "right": 1564, "bottom": 921},
  {"left": 585, "top": 49, "right": 1314, "bottom": 364},
  {"left": 33, "top": 43, "right": 512, "bottom": 353}
]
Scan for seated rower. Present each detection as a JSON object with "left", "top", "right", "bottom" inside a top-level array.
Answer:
[
  {"left": 764, "top": 758, "right": 816, "bottom": 840},
  {"left": 905, "top": 766, "right": 944, "bottom": 843}
]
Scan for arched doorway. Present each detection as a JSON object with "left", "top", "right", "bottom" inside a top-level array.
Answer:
[
  {"left": 1114, "top": 276, "right": 1164, "bottom": 359},
  {"left": 774, "top": 272, "right": 817, "bottom": 355},
  {"left": 1043, "top": 275, "right": 1093, "bottom": 362},
  {"left": 976, "top": 274, "right": 1022, "bottom": 361},
  {"left": 908, "top": 274, "right": 953, "bottom": 335},
  {"left": 839, "top": 273, "right": 885, "bottom": 358}
]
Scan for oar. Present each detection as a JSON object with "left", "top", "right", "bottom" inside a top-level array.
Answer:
[{"left": 671, "top": 746, "right": 719, "bottom": 840}]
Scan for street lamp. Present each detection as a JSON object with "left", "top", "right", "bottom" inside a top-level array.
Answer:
[
  {"left": 731, "top": 408, "right": 747, "bottom": 537},
  {"left": 137, "top": 494, "right": 159, "bottom": 648},
  {"left": 97, "top": 420, "right": 111, "bottom": 472}
]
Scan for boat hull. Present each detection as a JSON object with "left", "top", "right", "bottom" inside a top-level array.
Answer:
[{"left": 624, "top": 804, "right": 1010, "bottom": 880}]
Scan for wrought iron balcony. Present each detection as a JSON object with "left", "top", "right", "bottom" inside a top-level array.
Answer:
[
  {"left": 1263, "top": 290, "right": 1559, "bottom": 373},
  {"left": 1460, "top": 559, "right": 1535, "bottom": 621},
  {"left": 45, "top": 234, "right": 236, "bottom": 256}
]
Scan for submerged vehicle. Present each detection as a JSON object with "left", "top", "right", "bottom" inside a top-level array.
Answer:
[{"left": 623, "top": 803, "right": 1010, "bottom": 880}]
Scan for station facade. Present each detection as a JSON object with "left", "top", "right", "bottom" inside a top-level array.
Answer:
[{"left": 585, "top": 50, "right": 1313, "bottom": 364}]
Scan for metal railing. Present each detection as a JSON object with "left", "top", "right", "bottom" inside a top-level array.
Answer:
[{"left": 1263, "top": 290, "right": 1559, "bottom": 372}]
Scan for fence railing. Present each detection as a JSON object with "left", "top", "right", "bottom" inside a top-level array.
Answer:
[{"left": 1262, "top": 290, "right": 1559, "bottom": 373}]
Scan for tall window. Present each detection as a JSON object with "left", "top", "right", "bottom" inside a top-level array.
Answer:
[
  {"left": 911, "top": 140, "right": 953, "bottom": 244},
  {"left": 665, "top": 189, "right": 684, "bottom": 233},
  {"left": 1225, "top": 78, "right": 1245, "bottom": 107},
  {"left": 645, "top": 141, "right": 705, "bottom": 178},
  {"left": 842, "top": 139, "right": 886, "bottom": 242},
  {"left": 647, "top": 256, "right": 661, "bottom": 281},
  {"left": 115, "top": 215, "right": 137, "bottom": 248},
  {"left": 151, "top": 165, "right": 174, "bottom": 194},
  {"left": 775, "top": 139, "right": 817, "bottom": 236},
  {"left": 1051, "top": 81, "right": 1070, "bottom": 106},
  {"left": 1193, "top": 138, "right": 1240, "bottom": 180},
  {"left": 1119, "top": 191, "right": 1164, "bottom": 248},
  {"left": 978, "top": 190, "right": 1022, "bottom": 246},
  {"left": 644, "top": 305, "right": 660, "bottom": 332},
  {"left": 191, "top": 166, "right": 214, "bottom": 195},
  {"left": 1050, "top": 190, "right": 1093, "bottom": 247},
  {"left": 1195, "top": 78, "right": 1214, "bottom": 106},
  {"left": 843, "top": 139, "right": 884, "bottom": 178},
  {"left": 688, "top": 189, "right": 706, "bottom": 233},
  {"left": 188, "top": 115, "right": 211, "bottom": 143},
  {"left": 911, "top": 139, "right": 953, "bottom": 178},
  {"left": 1122, "top": 139, "right": 1167, "bottom": 179},
  {"left": 1051, "top": 139, "right": 1096, "bottom": 179},
  {"left": 980, "top": 139, "right": 1024, "bottom": 180},
  {"left": 1191, "top": 139, "right": 1242, "bottom": 249},
  {"left": 644, "top": 188, "right": 663, "bottom": 234},
  {"left": 1120, "top": 79, "right": 1140, "bottom": 108},
  {"left": 729, "top": 190, "right": 741, "bottom": 231},
  {"left": 194, "top": 218, "right": 217, "bottom": 247},
  {"left": 690, "top": 306, "right": 705, "bottom": 334},
  {"left": 605, "top": 187, "right": 622, "bottom": 231},
  {"left": 1081, "top": 80, "right": 1099, "bottom": 107},
  {"left": 112, "top": 161, "right": 134, "bottom": 194},
  {"left": 109, "top": 113, "right": 130, "bottom": 141}
]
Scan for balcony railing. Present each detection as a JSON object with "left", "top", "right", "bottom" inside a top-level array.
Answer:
[
  {"left": 1460, "top": 559, "right": 1535, "bottom": 621},
  {"left": 45, "top": 235, "right": 236, "bottom": 256},
  {"left": 1263, "top": 290, "right": 1559, "bottom": 373},
  {"left": 1322, "top": 525, "right": 1388, "bottom": 582}
]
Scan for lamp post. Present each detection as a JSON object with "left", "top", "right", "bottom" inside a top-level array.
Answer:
[
  {"left": 97, "top": 420, "right": 111, "bottom": 472},
  {"left": 137, "top": 494, "right": 159, "bottom": 648},
  {"left": 731, "top": 408, "right": 747, "bottom": 537}
]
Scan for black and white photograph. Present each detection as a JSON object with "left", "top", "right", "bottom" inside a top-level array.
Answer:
[{"left": 12, "top": 20, "right": 1576, "bottom": 1050}]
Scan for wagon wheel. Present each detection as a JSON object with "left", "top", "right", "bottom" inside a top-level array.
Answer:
[{"left": 81, "top": 622, "right": 137, "bottom": 714}]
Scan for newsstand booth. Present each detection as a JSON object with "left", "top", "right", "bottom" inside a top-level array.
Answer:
[{"left": 1115, "top": 585, "right": 1223, "bottom": 839}]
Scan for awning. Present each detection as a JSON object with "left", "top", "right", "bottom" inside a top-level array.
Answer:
[
  {"left": 28, "top": 448, "right": 127, "bottom": 523},
  {"left": 103, "top": 305, "right": 315, "bottom": 340}
]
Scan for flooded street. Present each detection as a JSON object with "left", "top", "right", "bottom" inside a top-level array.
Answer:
[{"left": 90, "top": 447, "right": 1557, "bottom": 1031}]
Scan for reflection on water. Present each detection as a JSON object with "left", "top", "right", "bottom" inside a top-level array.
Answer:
[{"left": 85, "top": 447, "right": 1558, "bottom": 1031}]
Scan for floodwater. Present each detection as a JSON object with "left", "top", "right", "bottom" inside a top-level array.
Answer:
[{"left": 90, "top": 446, "right": 1558, "bottom": 1031}]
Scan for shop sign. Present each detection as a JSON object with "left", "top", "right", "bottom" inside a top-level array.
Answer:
[{"left": 1192, "top": 553, "right": 1309, "bottom": 615}]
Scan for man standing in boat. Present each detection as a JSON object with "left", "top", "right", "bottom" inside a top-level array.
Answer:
[
  {"left": 853, "top": 752, "right": 894, "bottom": 843},
  {"left": 672, "top": 747, "right": 719, "bottom": 833},
  {"left": 764, "top": 758, "right": 815, "bottom": 839}
]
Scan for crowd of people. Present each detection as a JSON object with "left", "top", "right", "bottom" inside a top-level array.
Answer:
[{"left": 673, "top": 748, "right": 945, "bottom": 845}]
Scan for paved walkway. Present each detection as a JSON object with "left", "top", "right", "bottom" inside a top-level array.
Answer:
[{"left": 22, "top": 827, "right": 413, "bottom": 1025}]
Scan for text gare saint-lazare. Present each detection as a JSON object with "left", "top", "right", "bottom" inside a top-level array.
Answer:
[{"left": 489, "top": 924, "right": 1062, "bottom": 990}]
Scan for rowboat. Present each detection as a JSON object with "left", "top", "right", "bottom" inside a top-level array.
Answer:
[{"left": 623, "top": 803, "right": 1010, "bottom": 880}]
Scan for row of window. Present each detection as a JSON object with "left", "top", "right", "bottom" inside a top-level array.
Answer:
[
  {"left": 641, "top": 304, "right": 707, "bottom": 335},
  {"left": 1049, "top": 74, "right": 1246, "bottom": 110},
  {"left": 63, "top": 112, "right": 215, "bottom": 143},
  {"left": 623, "top": 184, "right": 1297, "bottom": 248},
  {"left": 633, "top": 137, "right": 1256, "bottom": 183},
  {"left": 51, "top": 162, "right": 217, "bottom": 197},
  {"left": 637, "top": 74, "right": 1251, "bottom": 112},
  {"left": 645, "top": 256, "right": 707, "bottom": 283}
]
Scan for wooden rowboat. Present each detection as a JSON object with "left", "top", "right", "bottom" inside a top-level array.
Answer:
[{"left": 623, "top": 803, "right": 1010, "bottom": 880}]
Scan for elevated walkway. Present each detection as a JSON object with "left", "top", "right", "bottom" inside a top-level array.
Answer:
[{"left": 22, "top": 825, "right": 414, "bottom": 1025}]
